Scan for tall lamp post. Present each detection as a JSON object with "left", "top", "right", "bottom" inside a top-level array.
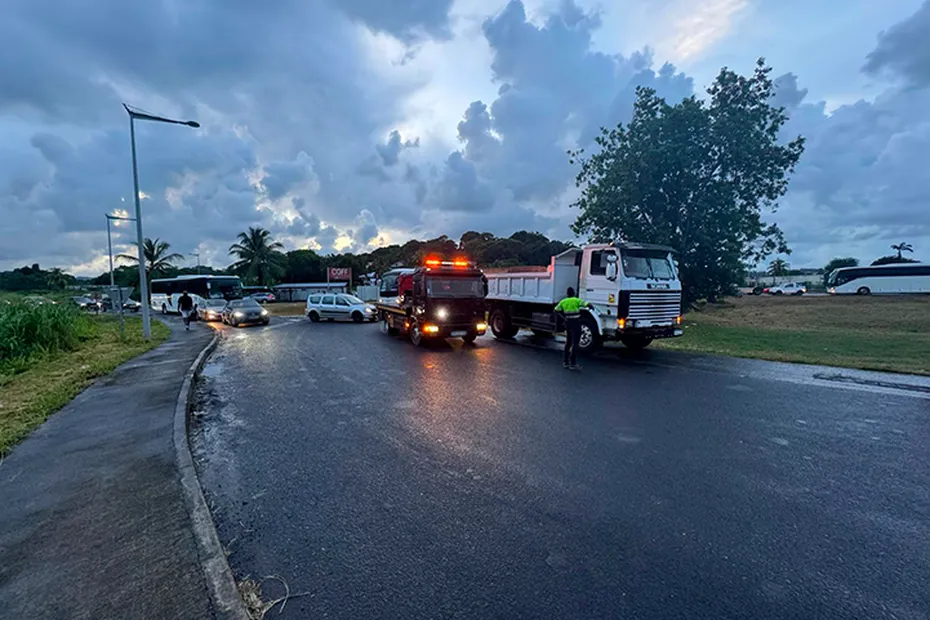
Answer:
[
  {"left": 124, "top": 103, "right": 200, "bottom": 339},
  {"left": 106, "top": 213, "right": 136, "bottom": 337},
  {"left": 190, "top": 252, "right": 201, "bottom": 275}
]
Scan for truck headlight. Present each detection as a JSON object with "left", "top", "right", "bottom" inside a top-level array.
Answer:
[
  {"left": 436, "top": 307, "right": 448, "bottom": 320},
  {"left": 476, "top": 322, "right": 488, "bottom": 332}
]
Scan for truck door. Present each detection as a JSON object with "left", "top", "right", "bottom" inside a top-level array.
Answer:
[{"left": 579, "top": 249, "right": 617, "bottom": 308}]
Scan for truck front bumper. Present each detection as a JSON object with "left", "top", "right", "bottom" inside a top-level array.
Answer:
[{"left": 609, "top": 326, "right": 683, "bottom": 340}]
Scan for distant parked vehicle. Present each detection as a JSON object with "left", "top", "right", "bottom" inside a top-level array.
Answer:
[
  {"left": 827, "top": 264, "right": 930, "bottom": 295},
  {"left": 248, "top": 291, "right": 276, "bottom": 304},
  {"left": 122, "top": 299, "right": 141, "bottom": 312},
  {"left": 221, "top": 298, "right": 269, "bottom": 327},
  {"left": 766, "top": 282, "right": 807, "bottom": 296},
  {"left": 306, "top": 293, "right": 377, "bottom": 323},
  {"left": 198, "top": 298, "right": 227, "bottom": 322}
]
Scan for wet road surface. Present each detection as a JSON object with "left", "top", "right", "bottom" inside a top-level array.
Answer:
[{"left": 191, "top": 317, "right": 930, "bottom": 620}]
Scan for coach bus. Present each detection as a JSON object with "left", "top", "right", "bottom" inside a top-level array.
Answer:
[
  {"left": 150, "top": 275, "right": 243, "bottom": 314},
  {"left": 826, "top": 263, "right": 930, "bottom": 295}
]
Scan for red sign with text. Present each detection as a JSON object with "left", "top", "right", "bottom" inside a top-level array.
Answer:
[{"left": 328, "top": 267, "right": 352, "bottom": 281}]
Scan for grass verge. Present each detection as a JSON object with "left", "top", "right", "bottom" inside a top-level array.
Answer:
[
  {"left": 656, "top": 295, "right": 930, "bottom": 375},
  {"left": 0, "top": 316, "right": 170, "bottom": 455}
]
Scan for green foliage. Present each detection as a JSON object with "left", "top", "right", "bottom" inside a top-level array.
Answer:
[
  {"left": 872, "top": 255, "right": 919, "bottom": 266},
  {"left": 0, "top": 302, "right": 96, "bottom": 372},
  {"left": 890, "top": 242, "right": 914, "bottom": 259},
  {"left": 117, "top": 237, "right": 184, "bottom": 279},
  {"left": 229, "top": 227, "right": 287, "bottom": 285},
  {"left": 570, "top": 59, "right": 805, "bottom": 304},
  {"left": 0, "top": 263, "right": 75, "bottom": 292},
  {"left": 767, "top": 258, "right": 789, "bottom": 277}
]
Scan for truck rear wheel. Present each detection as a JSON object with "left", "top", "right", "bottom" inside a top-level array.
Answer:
[
  {"left": 578, "top": 315, "right": 602, "bottom": 353},
  {"left": 620, "top": 335, "right": 653, "bottom": 351},
  {"left": 490, "top": 309, "right": 518, "bottom": 339}
]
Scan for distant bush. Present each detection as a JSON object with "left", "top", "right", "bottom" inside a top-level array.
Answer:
[{"left": 0, "top": 302, "right": 96, "bottom": 371}]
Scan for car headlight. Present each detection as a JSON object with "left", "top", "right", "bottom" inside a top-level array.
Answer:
[
  {"left": 365, "top": 306, "right": 374, "bottom": 313},
  {"left": 233, "top": 311, "right": 244, "bottom": 318},
  {"left": 261, "top": 309, "right": 268, "bottom": 316}
]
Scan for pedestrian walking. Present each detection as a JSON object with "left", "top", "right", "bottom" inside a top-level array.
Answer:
[
  {"left": 554, "top": 287, "right": 590, "bottom": 370},
  {"left": 178, "top": 290, "right": 195, "bottom": 331}
]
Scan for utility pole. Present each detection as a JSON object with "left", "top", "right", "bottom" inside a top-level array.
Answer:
[{"left": 106, "top": 213, "right": 136, "bottom": 338}]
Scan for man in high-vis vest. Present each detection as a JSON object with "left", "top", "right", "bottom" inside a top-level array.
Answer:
[{"left": 554, "top": 287, "right": 591, "bottom": 370}]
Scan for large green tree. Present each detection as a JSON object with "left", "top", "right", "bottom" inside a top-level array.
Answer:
[
  {"left": 117, "top": 237, "right": 184, "bottom": 279},
  {"left": 228, "top": 227, "right": 287, "bottom": 285},
  {"left": 569, "top": 59, "right": 805, "bottom": 304}
]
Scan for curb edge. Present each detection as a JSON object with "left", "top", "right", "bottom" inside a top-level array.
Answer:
[{"left": 173, "top": 331, "right": 250, "bottom": 620}]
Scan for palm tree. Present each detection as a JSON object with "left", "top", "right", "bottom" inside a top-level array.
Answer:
[
  {"left": 767, "top": 258, "right": 789, "bottom": 283},
  {"left": 228, "top": 227, "right": 286, "bottom": 285},
  {"left": 118, "top": 237, "right": 184, "bottom": 279},
  {"left": 45, "top": 267, "right": 70, "bottom": 290},
  {"left": 891, "top": 242, "right": 914, "bottom": 259}
]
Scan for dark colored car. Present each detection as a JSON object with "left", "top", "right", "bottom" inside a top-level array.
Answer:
[{"left": 221, "top": 298, "right": 270, "bottom": 327}]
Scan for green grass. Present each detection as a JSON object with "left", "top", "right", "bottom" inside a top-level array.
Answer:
[
  {"left": 0, "top": 316, "right": 169, "bottom": 456},
  {"left": 657, "top": 295, "right": 930, "bottom": 375}
]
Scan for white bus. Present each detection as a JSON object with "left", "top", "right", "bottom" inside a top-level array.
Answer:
[
  {"left": 150, "top": 275, "right": 244, "bottom": 314},
  {"left": 827, "top": 263, "right": 930, "bottom": 295}
]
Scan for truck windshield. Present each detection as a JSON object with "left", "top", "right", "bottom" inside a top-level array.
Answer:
[
  {"left": 621, "top": 250, "right": 675, "bottom": 280},
  {"left": 426, "top": 277, "right": 484, "bottom": 298}
]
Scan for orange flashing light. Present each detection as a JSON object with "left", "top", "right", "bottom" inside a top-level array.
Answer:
[
  {"left": 617, "top": 317, "right": 626, "bottom": 329},
  {"left": 423, "top": 324, "right": 440, "bottom": 334},
  {"left": 425, "top": 258, "right": 442, "bottom": 267},
  {"left": 453, "top": 259, "right": 470, "bottom": 268}
]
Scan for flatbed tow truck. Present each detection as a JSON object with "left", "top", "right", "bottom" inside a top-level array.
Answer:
[{"left": 375, "top": 258, "right": 488, "bottom": 346}]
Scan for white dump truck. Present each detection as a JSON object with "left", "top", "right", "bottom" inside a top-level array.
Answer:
[{"left": 485, "top": 242, "right": 683, "bottom": 352}]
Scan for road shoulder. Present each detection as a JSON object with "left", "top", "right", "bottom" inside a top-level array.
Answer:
[{"left": 0, "top": 321, "right": 246, "bottom": 619}]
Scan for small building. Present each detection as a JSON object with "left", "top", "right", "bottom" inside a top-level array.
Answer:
[{"left": 272, "top": 282, "right": 348, "bottom": 302}]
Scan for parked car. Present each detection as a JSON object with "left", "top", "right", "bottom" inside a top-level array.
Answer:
[
  {"left": 766, "top": 282, "right": 807, "bottom": 296},
  {"left": 122, "top": 299, "right": 142, "bottom": 312},
  {"left": 198, "top": 298, "right": 227, "bottom": 322},
  {"left": 306, "top": 293, "right": 377, "bottom": 323},
  {"left": 248, "top": 292, "right": 276, "bottom": 304},
  {"left": 221, "top": 298, "right": 270, "bottom": 327}
]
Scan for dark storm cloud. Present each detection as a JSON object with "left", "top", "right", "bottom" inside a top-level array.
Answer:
[
  {"left": 863, "top": 0, "right": 930, "bottom": 87},
  {"left": 428, "top": 0, "right": 693, "bottom": 233},
  {"left": 376, "top": 130, "right": 420, "bottom": 167}
]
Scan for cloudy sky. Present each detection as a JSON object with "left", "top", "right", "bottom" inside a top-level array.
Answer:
[{"left": 2, "top": 0, "right": 928, "bottom": 275}]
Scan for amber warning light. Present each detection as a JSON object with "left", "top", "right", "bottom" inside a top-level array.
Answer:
[{"left": 424, "top": 257, "right": 473, "bottom": 269}]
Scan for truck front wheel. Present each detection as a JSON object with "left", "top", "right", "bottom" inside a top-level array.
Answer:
[
  {"left": 578, "top": 316, "right": 602, "bottom": 353},
  {"left": 490, "top": 309, "right": 518, "bottom": 339},
  {"left": 410, "top": 321, "right": 425, "bottom": 347},
  {"left": 620, "top": 335, "right": 654, "bottom": 351}
]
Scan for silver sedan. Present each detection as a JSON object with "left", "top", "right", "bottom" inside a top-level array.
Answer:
[{"left": 306, "top": 293, "right": 377, "bottom": 323}]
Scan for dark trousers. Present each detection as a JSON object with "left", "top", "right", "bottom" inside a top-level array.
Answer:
[{"left": 563, "top": 318, "right": 581, "bottom": 366}]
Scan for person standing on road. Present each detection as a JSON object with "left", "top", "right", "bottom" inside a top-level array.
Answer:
[
  {"left": 178, "top": 290, "right": 195, "bottom": 331},
  {"left": 555, "top": 287, "right": 591, "bottom": 370}
]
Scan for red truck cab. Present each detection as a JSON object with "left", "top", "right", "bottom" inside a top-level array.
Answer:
[{"left": 376, "top": 258, "right": 488, "bottom": 346}]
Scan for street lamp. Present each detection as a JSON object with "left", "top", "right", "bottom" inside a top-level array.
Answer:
[
  {"left": 189, "top": 252, "right": 201, "bottom": 275},
  {"left": 124, "top": 103, "right": 200, "bottom": 339},
  {"left": 106, "top": 213, "right": 136, "bottom": 337}
]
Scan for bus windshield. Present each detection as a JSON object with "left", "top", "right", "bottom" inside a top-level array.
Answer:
[
  {"left": 621, "top": 249, "right": 675, "bottom": 280},
  {"left": 207, "top": 277, "right": 243, "bottom": 300},
  {"left": 426, "top": 277, "right": 484, "bottom": 298}
]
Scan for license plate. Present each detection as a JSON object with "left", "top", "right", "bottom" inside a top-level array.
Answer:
[{"left": 451, "top": 330, "right": 466, "bottom": 337}]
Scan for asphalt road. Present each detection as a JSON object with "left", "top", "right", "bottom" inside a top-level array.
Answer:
[{"left": 191, "top": 317, "right": 930, "bottom": 620}]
